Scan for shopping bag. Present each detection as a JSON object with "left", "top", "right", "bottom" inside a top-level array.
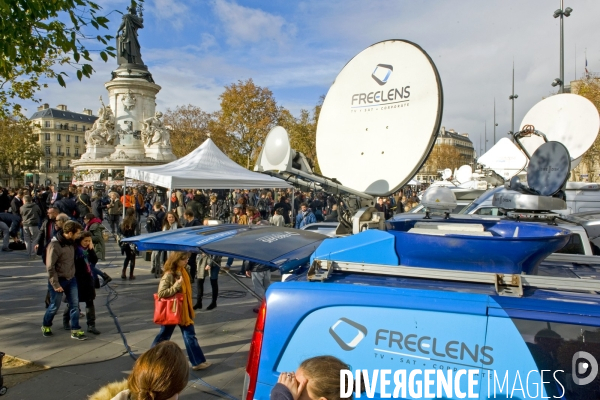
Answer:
[{"left": 153, "top": 293, "right": 183, "bottom": 325}]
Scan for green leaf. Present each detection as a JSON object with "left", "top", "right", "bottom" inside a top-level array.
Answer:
[
  {"left": 73, "top": 52, "right": 80, "bottom": 63},
  {"left": 100, "top": 51, "right": 107, "bottom": 62},
  {"left": 57, "top": 74, "right": 66, "bottom": 87},
  {"left": 76, "top": 70, "right": 83, "bottom": 81}
]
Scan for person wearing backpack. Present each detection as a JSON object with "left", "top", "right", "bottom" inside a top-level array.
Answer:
[
  {"left": 106, "top": 191, "right": 123, "bottom": 237},
  {"left": 76, "top": 188, "right": 92, "bottom": 223}
]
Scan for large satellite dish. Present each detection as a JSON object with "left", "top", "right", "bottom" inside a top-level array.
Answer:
[
  {"left": 316, "top": 40, "right": 443, "bottom": 196},
  {"left": 519, "top": 94, "right": 599, "bottom": 169},
  {"left": 454, "top": 165, "right": 472, "bottom": 184}
]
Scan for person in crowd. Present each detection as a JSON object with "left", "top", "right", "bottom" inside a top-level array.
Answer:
[
  {"left": 42, "top": 220, "right": 87, "bottom": 340},
  {"left": 20, "top": 195, "right": 43, "bottom": 258},
  {"left": 158, "top": 211, "right": 179, "bottom": 269},
  {"left": 62, "top": 231, "right": 101, "bottom": 334},
  {"left": 295, "top": 203, "right": 316, "bottom": 229},
  {"left": 256, "top": 191, "right": 271, "bottom": 220},
  {"left": 175, "top": 189, "right": 185, "bottom": 224},
  {"left": 324, "top": 204, "right": 339, "bottom": 222},
  {"left": 144, "top": 186, "right": 157, "bottom": 217},
  {"left": 194, "top": 249, "right": 221, "bottom": 311},
  {"left": 10, "top": 189, "right": 23, "bottom": 216},
  {"left": 106, "top": 191, "right": 123, "bottom": 236},
  {"left": 207, "top": 194, "right": 220, "bottom": 221},
  {"left": 55, "top": 190, "right": 79, "bottom": 220},
  {"left": 120, "top": 189, "right": 134, "bottom": 214},
  {"left": 119, "top": 208, "right": 138, "bottom": 280},
  {"left": 186, "top": 192, "right": 204, "bottom": 221},
  {"left": 245, "top": 261, "right": 275, "bottom": 313},
  {"left": 34, "top": 206, "right": 60, "bottom": 262},
  {"left": 83, "top": 213, "right": 112, "bottom": 286},
  {"left": 132, "top": 187, "right": 146, "bottom": 234},
  {"left": 246, "top": 206, "right": 261, "bottom": 225},
  {"left": 183, "top": 210, "right": 202, "bottom": 283},
  {"left": 273, "top": 196, "right": 292, "bottom": 225},
  {"left": 224, "top": 205, "right": 247, "bottom": 275},
  {"left": 272, "top": 355, "right": 351, "bottom": 400},
  {"left": 152, "top": 252, "right": 212, "bottom": 371},
  {"left": 0, "top": 186, "right": 11, "bottom": 212},
  {"left": 0, "top": 212, "right": 20, "bottom": 251},
  {"left": 91, "top": 190, "right": 104, "bottom": 220},
  {"left": 375, "top": 197, "right": 391, "bottom": 220},
  {"left": 46, "top": 184, "right": 61, "bottom": 208},
  {"left": 270, "top": 208, "right": 285, "bottom": 227},
  {"left": 76, "top": 187, "right": 92, "bottom": 223},
  {"left": 149, "top": 202, "right": 167, "bottom": 278},
  {"left": 88, "top": 341, "right": 189, "bottom": 400}
]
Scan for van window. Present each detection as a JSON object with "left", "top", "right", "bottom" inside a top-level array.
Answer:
[
  {"left": 555, "top": 233, "right": 586, "bottom": 255},
  {"left": 474, "top": 207, "right": 506, "bottom": 216}
]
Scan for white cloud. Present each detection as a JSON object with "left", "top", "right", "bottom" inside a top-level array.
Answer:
[
  {"left": 148, "top": 0, "right": 190, "bottom": 31},
  {"left": 212, "top": 0, "right": 296, "bottom": 46}
]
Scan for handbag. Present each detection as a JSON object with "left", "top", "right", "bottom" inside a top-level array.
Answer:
[{"left": 153, "top": 293, "right": 184, "bottom": 325}]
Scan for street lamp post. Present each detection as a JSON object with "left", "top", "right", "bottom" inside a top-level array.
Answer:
[
  {"left": 493, "top": 98, "right": 498, "bottom": 145},
  {"left": 509, "top": 64, "right": 519, "bottom": 136},
  {"left": 552, "top": 0, "right": 573, "bottom": 93}
]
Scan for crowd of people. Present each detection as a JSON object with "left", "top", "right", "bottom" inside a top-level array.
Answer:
[{"left": 0, "top": 181, "right": 420, "bottom": 382}]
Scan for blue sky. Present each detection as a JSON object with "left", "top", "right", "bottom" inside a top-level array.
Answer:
[{"left": 21, "top": 0, "right": 600, "bottom": 157}]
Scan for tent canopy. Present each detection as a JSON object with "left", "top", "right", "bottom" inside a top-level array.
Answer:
[{"left": 124, "top": 139, "right": 292, "bottom": 189}]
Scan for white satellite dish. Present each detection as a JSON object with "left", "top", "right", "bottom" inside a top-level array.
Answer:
[
  {"left": 519, "top": 94, "right": 599, "bottom": 170},
  {"left": 454, "top": 165, "right": 472, "bottom": 184},
  {"left": 316, "top": 40, "right": 443, "bottom": 196},
  {"left": 478, "top": 137, "right": 528, "bottom": 180},
  {"left": 441, "top": 168, "right": 452, "bottom": 180}
]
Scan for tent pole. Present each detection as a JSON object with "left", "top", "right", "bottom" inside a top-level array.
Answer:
[
  {"left": 291, "top": 190, "right": 295, "bottom": 226},
  {"left": 167, "top": 189, "right": 172, "bottom": 212},
  {"left": 122, "top": 176, "right": 127, "bottom": 220}
]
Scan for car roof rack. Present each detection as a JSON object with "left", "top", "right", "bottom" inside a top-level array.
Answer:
[{"left": 308, "top": 259, "right": 600, "bottom": 297}]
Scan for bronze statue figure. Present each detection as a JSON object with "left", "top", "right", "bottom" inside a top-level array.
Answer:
[{"left": 117, "top": 4, "right": 144, "bottom": 66}]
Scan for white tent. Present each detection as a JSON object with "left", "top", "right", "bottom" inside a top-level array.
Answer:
[{"left": 124, "top": 138, "right": 292, "bottom": 190}]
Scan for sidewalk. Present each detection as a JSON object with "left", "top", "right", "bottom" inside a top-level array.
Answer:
[{"left": 0, "top": 232, "right": 263, "bottom": 399}]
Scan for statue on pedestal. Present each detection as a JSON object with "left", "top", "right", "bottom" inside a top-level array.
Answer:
[
  {"left": 141, "top": 111, "right": 171, "bottom": 146},
  {"left": 86, "top": 97, "right": 117, "bottom": 146},
  {"left": 117, "top": 3, "right": 144, "bottom": 66}
]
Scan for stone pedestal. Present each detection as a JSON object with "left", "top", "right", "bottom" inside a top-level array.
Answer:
[
  {"left": 145, "top": 144, "right": 177, "bottom": 161},
  {"left": 81, "top": 144, "right": 114, "bottom": 160},
  {"left": 106, "top": 66, "right": 161, "bottom": 160}
]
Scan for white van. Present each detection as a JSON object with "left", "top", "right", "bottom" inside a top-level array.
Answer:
[{"left": 564, "top": 182, "right": 600, "bottom": 214}]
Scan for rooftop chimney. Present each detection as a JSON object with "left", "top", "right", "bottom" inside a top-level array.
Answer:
[
  {"left": 56, "top": 104, "right": 67, "bottom": 111},
  {"left": 82, "top": 108, "right": 93, "bottom": 116}
]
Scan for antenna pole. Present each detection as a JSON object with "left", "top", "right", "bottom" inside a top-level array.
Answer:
[
  {"left": 559, "top": 0, "right": 564, "bottom": 93},
  {"left": 493, "top": 98, "right": 496, "bottom": 145},
  {"left": 509, "top": 63, "right": 518, "bottom": 137},
  {"left": 484, "top": 121, "right": 487, "bottom": 153}
]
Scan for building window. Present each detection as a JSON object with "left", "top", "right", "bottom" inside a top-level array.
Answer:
[
  {"left": 63, "top": 123, "right": 68, "bottom": 130},
  {"left": 66, "top": 147, "right": 70, "bottom": 156},
  {"left": 45, "top": 132, "right": 51, "bottom": 141},
  {"left": 45, "top": 121, "right": 50, "bottom": 128},
  {"left": 58, "top": 160, "right": 62, "bottom": 168},
  {"left": 57, "top": 145, "right": 61, "bottom": 156},
  {"left": 57, "top": 133, "right": 61, "bottom": 141},
  {"left": 75, "top": 136, "right": 79, "bottom": 143},
  {"left": 82, "top": 125, "right": 86, "bottom": 131},
  {"left": 45, "top": 146, "right": 51, "bottom": 155},
  {"left": 75, "top": 148, "right": 79, "bottom": 156},
  {"left": 66, "top": 135, "right": 70, "bottom": 142},
  {"left": 45, "top": 159, "right": 51, "bottom": 169},
  {"left": 72, "top": 124, "right": 77, "bottom": 131}
]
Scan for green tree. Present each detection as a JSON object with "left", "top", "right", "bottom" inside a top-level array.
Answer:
[
  {"left": 163, "top": 105, "right": 213, "bottom": 158},
  {"left": 217, "top": 79, "right": 281, "bottom": 168},
  {"left": 0, "top": 0, "right": 140, "bottom": 117},
  {"left": 422, "top": 143, "right": 462, "bottom": 175},
  {"left": 0, "top": 117, "right": 44, "bottom": 183}
]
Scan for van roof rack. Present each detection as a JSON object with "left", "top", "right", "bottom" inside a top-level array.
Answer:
[{"left": 308, "top": 259, "right": 600, "bottom": 297}]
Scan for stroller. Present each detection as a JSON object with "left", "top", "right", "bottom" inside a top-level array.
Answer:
[{"left": 0, "top": 352, "right": 6, "bottom": 395}]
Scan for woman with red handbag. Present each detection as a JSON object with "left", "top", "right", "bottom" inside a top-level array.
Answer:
[{"left": 151, "top": 251, "right": 212, "bottom": 371}]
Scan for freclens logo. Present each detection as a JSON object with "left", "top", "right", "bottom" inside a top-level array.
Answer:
[
  {"left": 350, "top": 64, "right": 410, "bottom": 109},
  {"left": 371, "top": 64, "right": 393, "bottom": 86}
]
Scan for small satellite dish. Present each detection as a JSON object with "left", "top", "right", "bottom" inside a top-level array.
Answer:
[
  {"left": 441, "top": 168, "right": 452, "bottom": 180},
  {"left": 478, "top": 138, "right": 528, "bottom": 180},
  {"left": 316, "top": 39, "right": 443, "bottom": 196},
  {"left": 527, "top": 141, "right": 571, "bottom": 196},
  {"left": 259, "top": 126, "right": 292, "bottom": 171},
  {"left": 455, "top": 165, "right": 472, "bottom": 184},
  {"left": 519, "top": 94, "right": 599, "bottom": 169}
]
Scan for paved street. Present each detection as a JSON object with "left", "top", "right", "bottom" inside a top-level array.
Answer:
[{"left": 0, "top": 232, "right": 264, "bottom": 399}]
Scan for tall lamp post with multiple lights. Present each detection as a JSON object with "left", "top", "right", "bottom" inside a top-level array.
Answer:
[
  {"left": 509, "top": 65, "right": 518, "bottom": 136},
  {"left": 551, "top": 1, "right": 573, "bottom": 93}
]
